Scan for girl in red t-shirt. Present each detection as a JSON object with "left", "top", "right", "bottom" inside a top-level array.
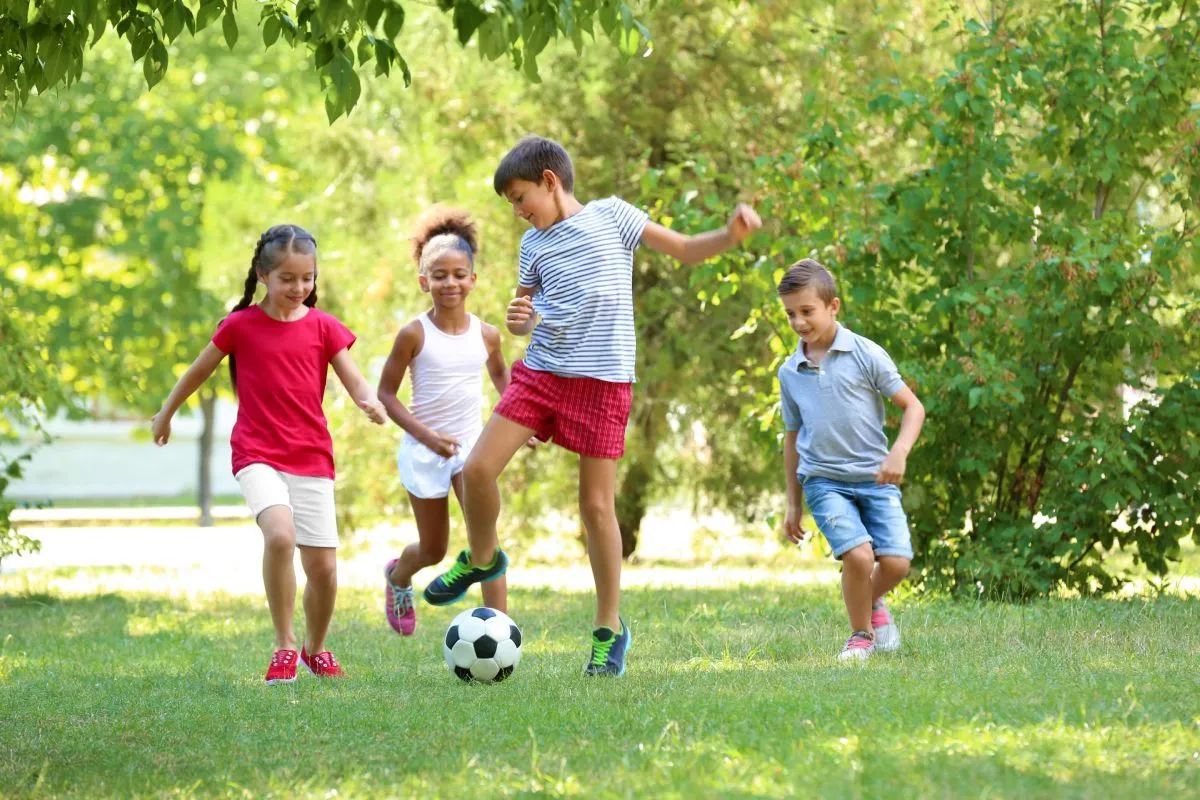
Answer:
[{"left": 152, "top": 224, "right": 385, "bottom": 685}]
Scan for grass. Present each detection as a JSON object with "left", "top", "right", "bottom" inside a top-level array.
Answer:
[{"left": 1, "top": 573, "right": 1198, "bottom": 799}]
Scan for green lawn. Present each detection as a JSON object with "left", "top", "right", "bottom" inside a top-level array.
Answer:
[{"left": 1, "top": 576, "right": 1197, "bottom": 799}]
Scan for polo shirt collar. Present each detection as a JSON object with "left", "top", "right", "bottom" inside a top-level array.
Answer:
[{"left": 791, "top": 324, "right": 855, "bottom": 368}]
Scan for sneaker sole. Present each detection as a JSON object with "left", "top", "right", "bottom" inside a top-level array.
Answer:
[
  {"left": 422, "top": 588, "right": 467, "bottom": 606},
  {"left": 265, "top": 676, "right": 296, "bottom": 685}
]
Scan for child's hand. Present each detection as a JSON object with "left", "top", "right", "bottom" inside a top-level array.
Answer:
[
  {"left": 358, "top": 398, "right": 387, "bottom": 425},
  {"left": 421, "top": 430, "right": 461, "bottom": 459},
  {"left": 784, "top": 507, "right": 809, "bottom": 544},
  {"left": 524, "top": 436, "right": 543, "bottom": 450},
  {"left": 726, "top": 203, "right": 762, "bottom": 244},
  {"left": 506, "top": 296, "right": 535, "bottom": 332},
  {"left": 876, "top": 449, "right": 907, "bottom": 485},
  {"left": 151, "top": 411, "right": 172, "bottom": 446}
]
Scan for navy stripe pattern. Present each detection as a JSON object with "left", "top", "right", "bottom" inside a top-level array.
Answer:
[{"left": 518, "top": 197, "right": 649, "bottom": 382}]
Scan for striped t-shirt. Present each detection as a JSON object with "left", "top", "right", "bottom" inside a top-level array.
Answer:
[{"left": 518, "top": 197, "right": 649, "bottom": 383}]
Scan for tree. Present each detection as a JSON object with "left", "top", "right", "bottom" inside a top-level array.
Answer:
[
  {"left": 524, "top": 0, "right": 949, "bottom": 555},
  {"left": 740, "top": 0, "right": 1200, "bottom": 596},
  {"left": 1, "top": 0, "right": 652, "bottom": 121}
]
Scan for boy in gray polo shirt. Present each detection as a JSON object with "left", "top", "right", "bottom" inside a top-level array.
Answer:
[{"left": 777, "top": 259, "right": 926, "bottom": 661}]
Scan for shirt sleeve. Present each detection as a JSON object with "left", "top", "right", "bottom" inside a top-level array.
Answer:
[
  {"left": 606, "top": 197, "right": 650, "bottom": 251},
  {"left": 779, "top": 367, "right": 803, "bottom": 432},
  {"left": 867, "top": 343, "right": 906, "bottom": 398},
  {"left": 210, "top": 313, "right": 240, "bottom": 354},
  {"left": 323, "top": 313, "right": 357, "bottom": 362}
]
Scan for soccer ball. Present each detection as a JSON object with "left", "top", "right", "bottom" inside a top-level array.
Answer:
[{"left": 443, "top": 607, "right": 523, "bottom": 683}]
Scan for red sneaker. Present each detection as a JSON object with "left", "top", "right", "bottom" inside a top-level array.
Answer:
[
  {"left": 300, "top": 646, "right": 346, "bottom": 678},
  {"left": 264, "top": 649, "right": 299, "bottom": 685}
]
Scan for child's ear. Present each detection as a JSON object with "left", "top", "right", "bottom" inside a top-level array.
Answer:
[
  {"left": 829, "top": 297, "right": 842, "bottom": 315},
  {"left": 541, "top": 169, "right": 558, "bottom": 191},
  {"left": 418, "top": 274, "right": 431, "bottom": 294}
]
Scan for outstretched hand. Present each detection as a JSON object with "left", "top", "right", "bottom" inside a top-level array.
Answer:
[{"left": 727, "top": 203, "right": 762, "bottom": 244}]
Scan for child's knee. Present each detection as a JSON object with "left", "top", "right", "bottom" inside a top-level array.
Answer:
[
  {"left": 420, "top": 541, "right": 448, "bottom": 565},
  {"left": 303, "top": 553, "right": 338, "bottom": 584},
  {"left": 578, "top": 496, "right": 615, "bottom": 528},
  {"left": 883, "top": 556, "right": 911, "bottom": 577},
  {"left": 261, "top": 524, "right": 296, "bottom": 554},
  {"left": 462, "top": 453, "right": 496, "bottom": 486},
  {"left": 841, "top": 543, "right": 875, "bottom": 572}
]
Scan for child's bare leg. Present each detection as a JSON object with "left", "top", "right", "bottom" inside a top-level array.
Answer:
[
  {"left": 299, "top": 545, "right": 337, "bottom": 654},
  {"left": 579, "top": 456, "right": 621, "bottom": 631},
  {"left": 456, "top": 473, "right": 509, "bottom": 613},
  {"left": 871, "top": 556, "right": 911, "bottom": 603},
  {"left": 461, "top": 415, "right": 535, "bottom": 567},
  {"left": 258, "top": 506, "right": 298, "bottom": 650},
  {"left": 840, "top": 543, "right": 875, "bottom": 632},
  {"left": 390, "top": 493, "right": 451, "bottom": 588}
]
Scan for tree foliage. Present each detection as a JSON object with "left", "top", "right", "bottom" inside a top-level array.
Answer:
[{"left": 1, "top": 0, "right": 652, "bottom": 121}]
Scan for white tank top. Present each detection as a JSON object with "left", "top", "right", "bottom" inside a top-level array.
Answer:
[{"left": 408, "top": 312, "right": 488, "bottom": 442}]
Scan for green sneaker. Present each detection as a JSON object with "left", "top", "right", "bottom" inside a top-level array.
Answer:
[
  {"left": 583, "top": 618, "right": 631, "bottom": 677},
  {"left": 423, "top": 548, "right": 508, "bottom": 606}
]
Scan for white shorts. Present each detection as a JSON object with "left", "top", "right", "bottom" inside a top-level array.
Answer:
[
  {"left": 397, "top": 433, "right": 477, "bottom": 500},
  {"left": 235, "top": 463, "right": 339, "bottom": 548}
]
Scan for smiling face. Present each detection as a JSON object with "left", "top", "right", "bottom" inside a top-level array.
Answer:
[
  {"left": 502, "top": 173, "right": 565, "bottom": 230},
  {"left": 260, "top": 252, "right": 316, "bottom": 312},
  {"left": 419, "top": 249, "right": 476, "bottom": 308},
  {"left": 780, "top": 286, "right": 840, "bottom": 344}
]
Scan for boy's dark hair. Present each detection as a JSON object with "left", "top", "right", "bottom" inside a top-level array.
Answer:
[
  {"left": 228, "top": 224, "right": 318, "bottom": 388},
  {"left": 777, "top": 258, "right": 837, "bottom": 303},
  {"left": 493, "top": 135, "right": 574, "bottom": 195}
]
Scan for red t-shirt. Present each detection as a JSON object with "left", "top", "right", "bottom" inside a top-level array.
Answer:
[{"left": 211, "top": 305, "right": 356, "bottom": 479}]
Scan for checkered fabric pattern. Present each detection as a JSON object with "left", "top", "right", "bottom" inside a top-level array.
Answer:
[{"left": 495, "top": 361, "right": 633, "bottom": 459}]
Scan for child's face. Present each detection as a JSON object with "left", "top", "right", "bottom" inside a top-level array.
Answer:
[
  {"left": 261, "top": 253, "right": 316, "bottom": 310},
  {"left": 419, "top": 250, "right": 476, "bottom": 307},
  {"left": 503, "top": 175, "right": 559, "bottom": 230},
  {"left": 781, "top": 287, "right": 840, "bottom": 343}
]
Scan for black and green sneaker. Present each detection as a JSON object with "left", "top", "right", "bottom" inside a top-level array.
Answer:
[
  {"left": 583, "top": 618, "right": 631, "bottom": 677},
  {"left": 422, "top": 548, "right": 508, "bottom": 606}
]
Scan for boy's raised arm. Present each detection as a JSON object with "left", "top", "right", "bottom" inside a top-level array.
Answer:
[{"left": 640, "top": 203, "right": 761, "bottom": 265}]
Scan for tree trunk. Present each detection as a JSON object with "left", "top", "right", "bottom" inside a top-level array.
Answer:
[{"left": 198, "top": 389, "right": 216, "bottom": 527}]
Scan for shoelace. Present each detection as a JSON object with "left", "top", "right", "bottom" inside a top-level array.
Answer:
[
  {"left": 845, "top": 632, "right": 874, "bottom": 650},
  {"left": 870, "top": 606, "right": 891, "bottom": 626},
  {"left": 392, "top": 586, "right": 414, "bottom": 616},
  {"left": 441, "top": 558, "right": 472, "bottom": 586},
  {"left": 314, "top": 652, "right": 340, "bottom": 670},
  {"left": 590, "top": 634, "right": 616, "bottom": 667}
]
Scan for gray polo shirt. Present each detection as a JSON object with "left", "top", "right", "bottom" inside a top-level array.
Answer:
[{"left": 779, "top": 325, "right": 906, "bottom": 482}]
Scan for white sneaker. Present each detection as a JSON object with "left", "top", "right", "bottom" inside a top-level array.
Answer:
[
  {"left": 837, "top": 630, "right": 875, "bottom": 661},
  {"left": 872, "top": 601, "right": 901, "bottom": 652}
]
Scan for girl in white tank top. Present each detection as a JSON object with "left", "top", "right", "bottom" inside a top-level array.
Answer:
[{"left": 376, "top": 207, "right": 522, "bottom": 637}]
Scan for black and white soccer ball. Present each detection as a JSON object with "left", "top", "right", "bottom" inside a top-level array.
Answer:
[{"left": 443, "top": 607, "right": 523, "bottom": 683}]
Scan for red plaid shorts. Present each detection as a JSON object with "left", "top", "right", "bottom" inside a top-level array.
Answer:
[{"left": 494, "top": 361, "right": 633, "bottom": 460}]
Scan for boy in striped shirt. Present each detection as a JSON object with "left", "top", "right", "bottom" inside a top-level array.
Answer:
[{"left": 424, "top": 135, "right": 760, "bottom": 676}]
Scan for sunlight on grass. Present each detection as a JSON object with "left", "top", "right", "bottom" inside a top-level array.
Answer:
[{"left": 2, "top": 569, "right": 1197, "bottom": 798}]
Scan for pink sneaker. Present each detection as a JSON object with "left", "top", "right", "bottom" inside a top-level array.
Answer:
[
  {"left": 384, "top": 558, "right": 416, "bottom": 636},
  {"left": 837, "top": 630, "right": 875, "bottom": 661},
  {"left": 264, "top": 649, "right": 298, "bottom": 685},
  {"left": 871, "top": 600, "right": 901, "bottom": 652},
  {"left": 300, "top": 647, "right": 346, "bottom": 678}
]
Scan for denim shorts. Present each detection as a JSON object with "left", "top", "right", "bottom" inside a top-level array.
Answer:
[{"left": 802, "top": 477, "right": 914, "bottom": 560}]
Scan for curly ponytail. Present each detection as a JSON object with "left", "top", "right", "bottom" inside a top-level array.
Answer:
[
  {"left": 227, "top": 224, "right": 319, "bottom": 388},
  {"left": 411, "top": 206, "right": 478, "bottom": 274}
]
